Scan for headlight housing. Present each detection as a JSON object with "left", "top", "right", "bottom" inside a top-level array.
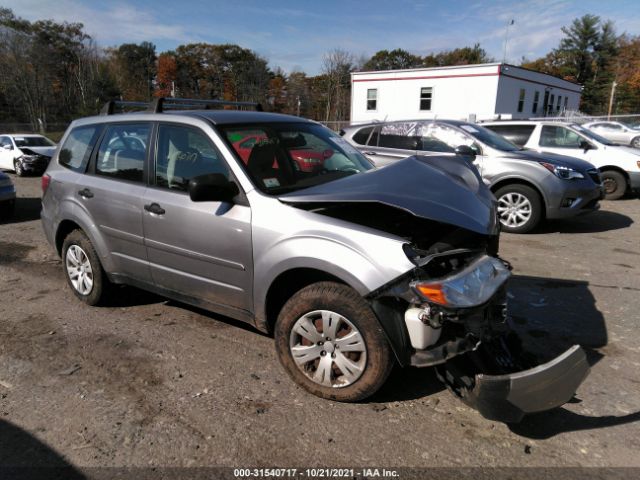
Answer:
[
  {"left": 411, "top": 255, "right": 511, "bottom": 309},
  {"left": 539, "top": 162, "right": 584, "bottom": 180}
]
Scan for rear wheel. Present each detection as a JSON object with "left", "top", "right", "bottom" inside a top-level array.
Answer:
[
  {"left": 274, "top": 281, "right": 394, "bottom": 402},
  {"left": 62, "top": 230, "right": 111, "bottom": 305},
  {"left": 631, "top": 136, "right": 640, "bottom": 149},
  {"left": 494, "top": 184, "right": 542, "bottom": 234},
  {"left": 600, "top": 170, "right": 627, "bottom": 200}
]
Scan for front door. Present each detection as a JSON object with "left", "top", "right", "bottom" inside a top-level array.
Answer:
[
  {"left": 537, "top": 125, "right": 597, "bottom": 166},
  {"left": 0, "top": 136, "right": 16, "bottom": 170},
  {"left": 143, "top": 123, "right": 253, "bottom": 315}
]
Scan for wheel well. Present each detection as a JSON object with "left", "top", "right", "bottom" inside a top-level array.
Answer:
[
  {"left": 55, "top": 220, "right": 81, "bottom": 255},
  {"left": 490, "top": 179, "right": 546, "bottom": 217},
  {"left": 599, "top": 166, "right": 629, "bottom": 180},
  {"left": 265, "top": 268, "right": 345, "bottom": 334}
]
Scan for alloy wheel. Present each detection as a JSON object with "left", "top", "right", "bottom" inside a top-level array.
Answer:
[
  {"left": 497, "top": 192, "right": 532, "bottom": 229},
  {"left": 65, "top": 244, "right": 94, "bottom": 295},
  {"left": 289, "top": 310, "right": 367, "bottom": 388},
  {"left": 14, "top": 160, "right": 23, "bottom": 176}
]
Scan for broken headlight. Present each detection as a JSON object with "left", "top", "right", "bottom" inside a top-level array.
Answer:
[{"left": 411, "top": 255, "right": 510, "bottom": 308}]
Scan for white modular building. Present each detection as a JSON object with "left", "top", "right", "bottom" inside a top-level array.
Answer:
[{"left": 350, "top": 63, "right": 582, "bottom": 124}]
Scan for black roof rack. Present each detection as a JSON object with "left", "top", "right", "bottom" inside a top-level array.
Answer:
[{"left": 100, "top": 98, "right": 263, "bottom": 116}]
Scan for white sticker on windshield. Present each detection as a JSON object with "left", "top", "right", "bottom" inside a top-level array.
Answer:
[
  {"left": 263, "top": 177, "right": 280, "bottom": 188},
  {"left": 460, "top": 126, "right": 479, "bottom": 133},
  {"left": 329, "top": 136, "right": 360, "bottom": 155}
]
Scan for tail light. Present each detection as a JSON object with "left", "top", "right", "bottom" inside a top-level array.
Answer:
[{"left": 41, "top": 174, "right": 51, "bottom": 194}]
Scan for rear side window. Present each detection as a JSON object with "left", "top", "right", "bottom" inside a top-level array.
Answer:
[
  {"left": 379, "top": 122, "right": 421, "bottom": 150},
  {"left": 95, "top": 123, "right": 150, "bottom": 183},
  {"left": 352, "top": 127, "right": 379, "bottom": 146},
  {"left": 485, "top": 125, "right": 535, "bottom": 147},
  {"left": 59, "top": 125, "right": 100, "bottom": 172}
]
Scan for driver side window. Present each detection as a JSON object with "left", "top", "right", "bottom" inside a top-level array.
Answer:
[
  {"left": 155, "top": 124, "right": 229, "bottom": 192},
  {"left": 418, "top": 123, "right": 479, "bottom": 154},
  {"left": 539, "top": 126, "right": 583, "bottom": 148}
]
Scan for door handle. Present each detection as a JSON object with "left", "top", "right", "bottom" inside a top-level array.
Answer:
[
  {"left": 362, "top": 151, "right": 377, "bottom": 155},
  {"left": 144, "top": 203, "right": 165, "bottom": 215},
  {"left": 78, "top": 188, "right": 94, "bottom": 199}
]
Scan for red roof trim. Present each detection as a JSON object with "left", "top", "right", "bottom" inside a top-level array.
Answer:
[{"left": 352, "top": 71, "right": 499, "bottom": 83}]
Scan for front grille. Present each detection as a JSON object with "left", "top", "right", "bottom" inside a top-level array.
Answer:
[{"left": 587, "top": 169, "right": 601, "bottom": 185}]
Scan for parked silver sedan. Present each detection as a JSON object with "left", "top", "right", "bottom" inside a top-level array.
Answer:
[
  {"left": 582, "top": 121, "right": 640, "bottom": 148},
  {"left": 342, "top": 120, "right": 603, "bottom": 233}
]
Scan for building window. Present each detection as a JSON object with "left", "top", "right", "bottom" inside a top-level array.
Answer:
[
  {"left": 517, "top": 89, "right": 526, "bottom": 113},
  {"left": 556, "top": 95, "right": 562, "bottom": 112},
  {"left": 564, "top": 97, "right": 569, "bottom": 110},
  {"left": 419, "top": 87, "right": 433, "bottom": 111},
  {"left": 367, "top": 89, "right": 377, "bottom": 111},
  {"left": 548, "top": 94, "right": 555, "bottom": 115},
  {"left": 532, "top": 91, "right": 540, "bottom": 114}
]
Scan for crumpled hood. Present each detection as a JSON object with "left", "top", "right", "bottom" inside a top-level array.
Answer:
[
  {"left": 19, "top": 146, "right": 55, "bottom": 158},
  {"left": 502, "top": 149, "right": 596, "bottom": 171},
  {"left": 280, "top": 155, "right": 498, "bottom": 235}
]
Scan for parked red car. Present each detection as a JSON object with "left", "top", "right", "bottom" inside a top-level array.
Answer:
[{"left": 232, "top": 135, "right": 333, "bottom": 172}]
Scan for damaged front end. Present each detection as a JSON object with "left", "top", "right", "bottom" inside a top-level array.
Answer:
[{"left": 282, "top": 155, "right": 589, "bottom": 422}]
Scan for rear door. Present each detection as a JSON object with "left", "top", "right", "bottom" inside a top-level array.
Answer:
[
  {"left": 355, "top": 122, "right": 419, "bottom": 167},
  {"left": 142, "top": 122, "right": 253, "bottom": 315},
  {"left": 484, "top": 124, "right": 535, "bottom": 148},
  {"left": 76, "top": 122, "right": 152, "bottom": 283}
]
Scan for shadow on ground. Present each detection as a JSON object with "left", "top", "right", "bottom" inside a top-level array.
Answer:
[
  {"left": 533, "top": 209, "right": 633, "bottom": 234},
  {"left": 0, "top": 419, "right": 85, "bottom": 479}
]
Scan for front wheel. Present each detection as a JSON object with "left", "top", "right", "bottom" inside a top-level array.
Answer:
[
  {"left": 13, "top": 159, "right": 25, "bottom": 177},
  {"left": 274, "top": 282, "right": 394, "bottom": 402},
  {"left": 600, "top": 170, "right": 627, "bottom": 200},
  {"left": 631, "top": 136, "right": 640, "bottom": 149},
  {"left": 494, "top": 184, "right": 542, "bottom": 234}
]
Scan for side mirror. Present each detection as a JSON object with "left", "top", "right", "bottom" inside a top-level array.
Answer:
[
  {"left": 454, "top": 145, "right": 476, "bottom": 158},
  {"left": 188, "top": 173, "right": 239, "bottom": 203},
  {"left": 579, "top": 140, "right": 593, "bottom": 152}
]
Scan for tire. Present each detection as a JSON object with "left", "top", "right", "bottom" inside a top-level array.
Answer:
[
  {"left": 600, "top": 170, "right": 627, "bottom": 200},
  {"left": 494, "top": 184, "right": 543, "bottom": 234},
  {"left": 631, "top": 136, "right": 640, "bottom": 149},
  {"left": 61, "top": 229, "right": 111, "bottom": 305},
  {"left": 13, "top": 159, "right": 25, "bottom": 177},
  {"left": 274, "top": 281, "right": 394, "bottom": 402}
]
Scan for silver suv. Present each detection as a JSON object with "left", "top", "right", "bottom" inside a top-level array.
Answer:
[
  {"left": 342, "top": 120, "right": 603, "bottom": 233},
  {"left": 41, "top": 99, "right": 589, "bottom": 422}
]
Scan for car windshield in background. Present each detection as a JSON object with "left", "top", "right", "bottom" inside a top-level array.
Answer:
[
  {"left": 220, "top": 122, "right": 373, "bottom": 194},
  {"left": 572, "top": 124, "right": 617, "bottom": 146},
  {"left": 458, "top": 124, "right": 521, "bottom": 151},
  {"left": 13, "top": 136, "right": 55, "bottom": 147}
]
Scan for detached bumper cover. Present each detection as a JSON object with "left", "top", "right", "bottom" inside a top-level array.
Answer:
[{"left": 462, "top": 345, "right": 589, "bottom": 423}]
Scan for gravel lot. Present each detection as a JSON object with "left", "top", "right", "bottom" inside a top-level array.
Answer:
[{"left": 1, "top": 174, "right": 639, "bottom": 474}]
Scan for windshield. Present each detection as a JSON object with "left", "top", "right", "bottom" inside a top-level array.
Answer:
[
  {"left": 13, "top": 136, "right": 55, "bottom": 147},
  {"left": 572, "top": 124, "right": 617, "bottom": 146},
  {"left": 456, "top": 123, "right": 521, "bottom": 151},
  {"left": 220, "top": 122, "right": 374, "bottom": 194}
]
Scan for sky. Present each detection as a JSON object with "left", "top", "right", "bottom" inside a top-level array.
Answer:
[{"left": 3, "top": 0, "right": 639, "bottom": 74}]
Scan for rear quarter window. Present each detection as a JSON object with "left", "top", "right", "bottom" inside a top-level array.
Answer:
[
  {"left": 485, "top": 125, "right": 535, "bottom": 147},
  {"left": 59, "top": 125, "right": 101, "bottom": 172}
]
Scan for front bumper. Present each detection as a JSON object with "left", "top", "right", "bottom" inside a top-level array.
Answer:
[
  {"left": 19, "top": 155, "right": 50, "bottom": 174},
  {"left": 629, "top": 171, "right": 640, "bottom": 191},
  {"left": 545, "top": 180, "right": 602, "bottom": 219},
  {"left": 438, "top": 342, "right": 589, "bottom": 423}
]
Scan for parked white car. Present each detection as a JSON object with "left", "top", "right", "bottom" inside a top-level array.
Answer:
[
  {"left": 483, "top": 121, "right": 640, "bottom": 199},
  {"left": 0, "top": 134, "right": 57, "bottom": 176},
  {"left": 582, "top": 121, "right": 640, "bottom": 148}
]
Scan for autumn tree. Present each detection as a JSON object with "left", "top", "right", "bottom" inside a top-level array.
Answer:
[
  {"left": 107, "top": 42, "right": 157, "bottom": 101},
  {"left": 321, "top": 49, "right": 354, "bottom": 122},
  {"left": 155, "top": 53, "right": 177, "bottom": 97}
]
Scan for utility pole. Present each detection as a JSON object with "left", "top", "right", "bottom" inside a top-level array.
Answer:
[
  {"left": 607, "top": 80, "right": 618, "bottom": 120},
  {"left": 503, "top": 19, "right": 514, "bottom": 64}
]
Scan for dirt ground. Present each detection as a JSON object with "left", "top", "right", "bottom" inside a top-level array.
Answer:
[{"left": 1, "top": 174, "right": 639, "bottom": 475}]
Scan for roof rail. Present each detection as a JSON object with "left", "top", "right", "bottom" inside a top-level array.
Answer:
[
  {"left": 100, "top": 98, "right": 264, "bottom": 116},
  {"left": 147, "top": 97, "right": 263, "bottom": 113},
  {"left": 100, "top": 100, "right": 149, "bottom": 115}
]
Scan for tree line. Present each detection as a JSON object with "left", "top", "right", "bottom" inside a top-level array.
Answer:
[{"left": 0, "top": 7, "right": 638, "bottom": 132}]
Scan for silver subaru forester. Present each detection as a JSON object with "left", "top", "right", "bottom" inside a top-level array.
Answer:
[{"left": 41, "top": 98, "right": 589, "bottom": 422}]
